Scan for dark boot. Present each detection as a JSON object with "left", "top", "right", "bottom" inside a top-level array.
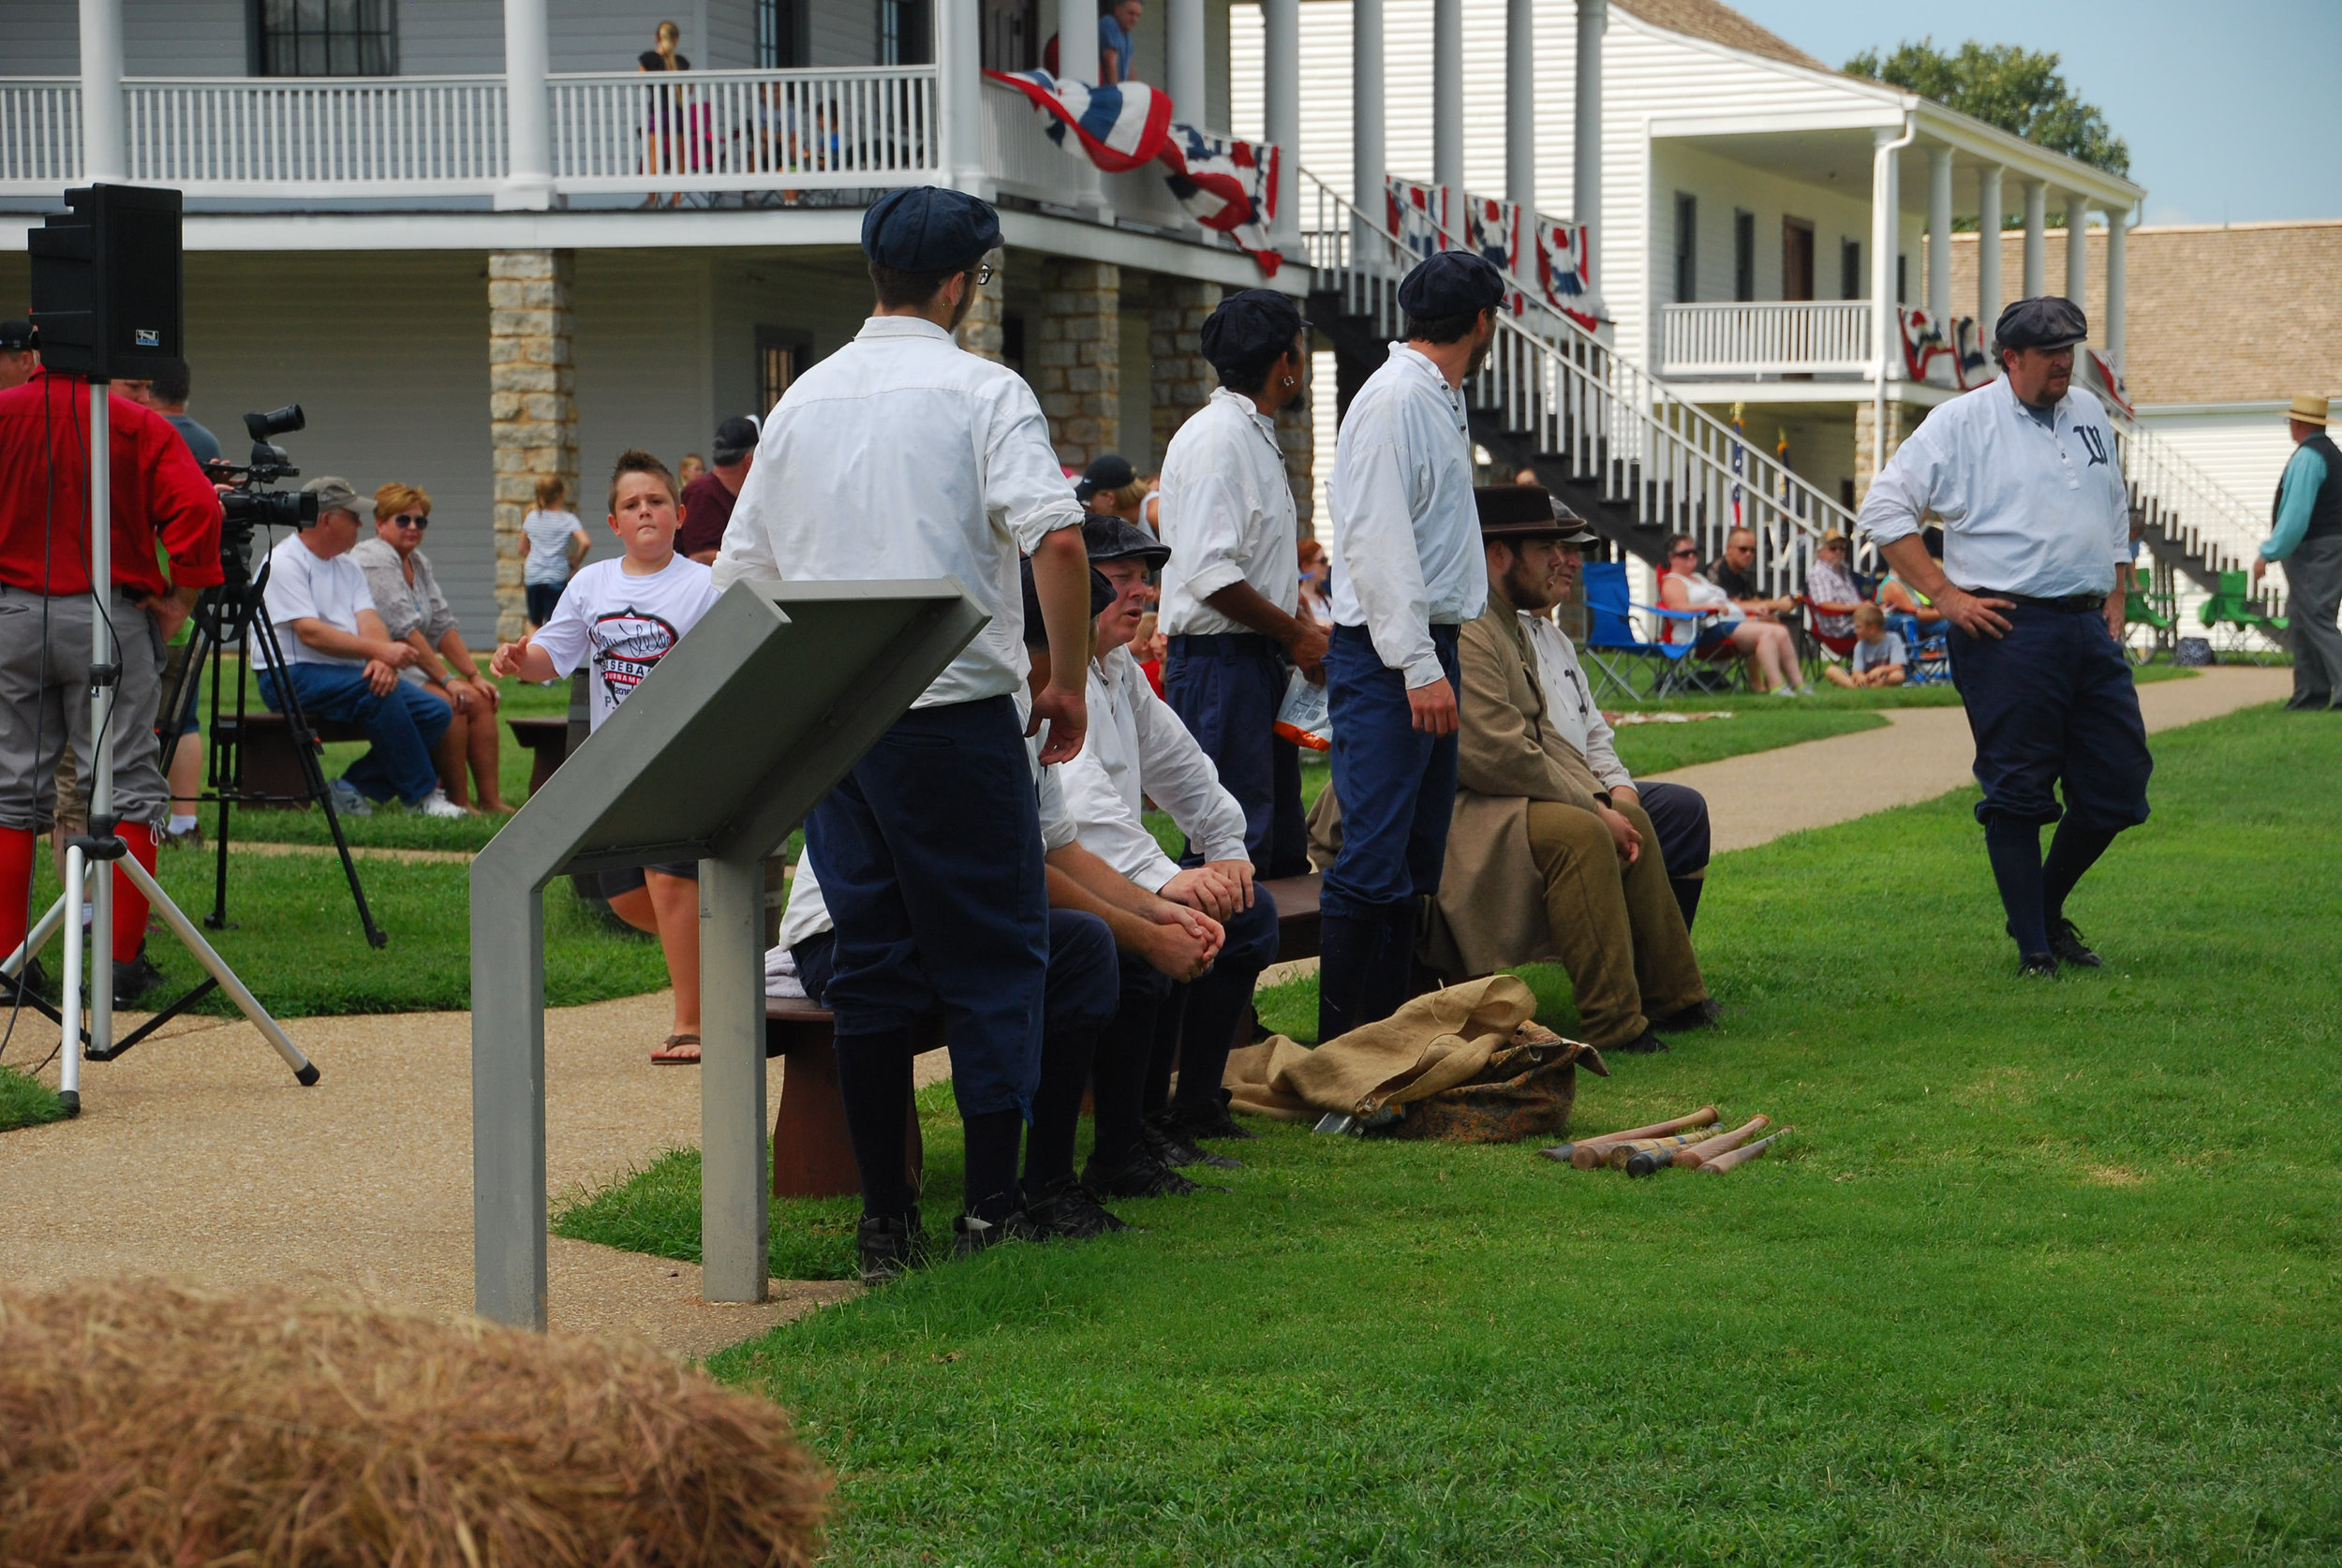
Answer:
[
  {"left": 855, "top": 1206, "right": 926, "bottom": 1285},
  {"left": 1314, "top": 910, "right": 1384, "bottom": 1044}
]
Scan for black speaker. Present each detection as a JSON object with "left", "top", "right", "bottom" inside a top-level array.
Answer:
[{"left": 27, "top": 183, "right": 185, "bottom": 385}]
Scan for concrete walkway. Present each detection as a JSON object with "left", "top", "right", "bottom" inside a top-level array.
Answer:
[{"left": 0, "top": 666, "right": 2290, "bottom": 1358}]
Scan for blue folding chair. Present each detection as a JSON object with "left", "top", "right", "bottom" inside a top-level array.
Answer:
[
  {"left": 1886, "top": 612, "right": 1953, "bottom": 685},
  {"left": 1580, "top": 561, "right": 1719, "bottom": 701}
]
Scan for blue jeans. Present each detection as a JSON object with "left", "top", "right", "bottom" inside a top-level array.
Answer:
[
  {"left": 1321, "top": 623, "right": 1462, "bottom": 920},
  {"left": 1163, "top": 633, "right": 1310, "bottom": 878},
  {"left": 259, "top": 661, "right": 449, "bottom": 806}
]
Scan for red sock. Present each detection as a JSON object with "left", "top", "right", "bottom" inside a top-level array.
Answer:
[
  {"left": 111, "top": 822, "right": 157, "bottom": 961},
  {"left": 0, "top": 825, "right": 34, "bottom": 961}
]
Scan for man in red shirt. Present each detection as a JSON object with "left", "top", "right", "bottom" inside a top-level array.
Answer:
[
  {"left": 0, "top": 368, "right": 224, "bottom": 1004},
  {"left": 676, "top": 415, "right": 757, "bottom": 565}
]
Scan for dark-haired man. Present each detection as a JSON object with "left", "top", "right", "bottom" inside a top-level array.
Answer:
[
  {"left": 676, "top": 415, "right": 757, "bottom": 564},
  {"left": 1858, "top": 296, "right": 2147, "bottom": 977},
  {"left": 1156, "top": 288, "right": 1321, "bottom": 880},
  {"left": 1314, "top": 250, "right": 1501, "bottom": 1042},
  {"left": 717, "top": 185, "right": 1095, "bottom": 1277},
  {"left": 119, "top": 362, "right": 220, "bottom": 466}
]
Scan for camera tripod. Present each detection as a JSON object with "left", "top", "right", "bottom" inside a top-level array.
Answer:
[
  {"left": 0, "top": 379, "right": 318, "bottom": 1114},
  {"left": 157, "top": 552, "right": 387, "bottom": 950}
]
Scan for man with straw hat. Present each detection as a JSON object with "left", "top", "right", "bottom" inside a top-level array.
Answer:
[{"left": 2251, "top": 394, "right": 2342, "bottom": 711}]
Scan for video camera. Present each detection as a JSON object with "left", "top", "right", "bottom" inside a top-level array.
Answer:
[{"left": 205, "top": 404, "right": 319, "bottom": 583}]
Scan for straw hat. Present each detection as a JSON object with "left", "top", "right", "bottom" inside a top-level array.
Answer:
[{"left": 2287, "top": 393, "right": 2329, "bottom": 427}]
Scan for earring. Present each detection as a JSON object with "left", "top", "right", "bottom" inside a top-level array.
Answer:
[{"left": 1282, "top": 375, "right": 1297, "bottom": 388}]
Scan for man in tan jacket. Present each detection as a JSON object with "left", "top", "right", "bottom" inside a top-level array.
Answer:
[{"left": 1431, "top": 488, "right": 1713, "bottom": 1053}]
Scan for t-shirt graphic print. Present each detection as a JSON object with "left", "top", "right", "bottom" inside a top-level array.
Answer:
[{"left": 529, "top": 554, "right": 720, "bottom": 730}]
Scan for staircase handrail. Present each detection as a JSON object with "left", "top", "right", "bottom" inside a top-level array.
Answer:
[
  {"left": 1297, "top": 167, "right": 1861, "bottom": 599},
  {"left": 2107, "top": 416, "right": 2269, "bottom": 575}
]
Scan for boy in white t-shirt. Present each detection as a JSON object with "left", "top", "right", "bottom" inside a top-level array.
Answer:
[
  {"left": 494, "top": 450, "right": 720, "bottom": 1062},
  {"left": 520, "top": 474, "right": 591, "bottom": 628}
]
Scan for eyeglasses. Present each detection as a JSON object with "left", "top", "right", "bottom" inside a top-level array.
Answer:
[
  {"left": 971, "top": 263, "right": 995, "bottom": 287},
  {"left": 389, "top": 513, "right": 429, "bottom": 529}
]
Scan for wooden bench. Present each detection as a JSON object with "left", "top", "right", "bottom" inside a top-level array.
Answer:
[
  {"left": 210, "top": 709, "right": 372, "bottom": 806},
  {"left": 765, "top": 872, "right": 1323, "bottom": 1198}
]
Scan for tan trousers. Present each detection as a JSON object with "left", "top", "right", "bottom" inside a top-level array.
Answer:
[{"left": 1525, "top": 798, "right": 1709, "bottom": 1047}]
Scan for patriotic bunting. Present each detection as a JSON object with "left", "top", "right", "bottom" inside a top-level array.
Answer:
[
  {"left": 1385, "top": 177, "right": 1608, "bottom": 331},
  {"left": 1898, "top": 307, "right": 1990, "bottom": 391},
  {"left": 1158, "top": 123, "right": 1282, "bottom": 275},
  {"left": 984, "top": 69, "right": 1172, "bottom": 172}
]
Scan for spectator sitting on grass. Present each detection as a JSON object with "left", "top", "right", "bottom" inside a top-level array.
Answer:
[
  {"left": 350, "top": 482, "right": 507, "bottom": 813},
  {"left": 1823, "top": 603, "right": 1906, "bottom": 688},
  {"left": 255, "top": 478, "right": 465, "bottom": 821},
  {"left": 492, "top": 450, "right": 719, "bottom": 1064}
]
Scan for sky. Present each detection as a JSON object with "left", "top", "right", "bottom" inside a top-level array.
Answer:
[{"left": 1727, "top": 0, "right": 2342, "bottom": 226}]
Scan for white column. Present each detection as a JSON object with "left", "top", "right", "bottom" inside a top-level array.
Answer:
[
  {"left": 1574, "top": 0, "right": 1605, "bottom": 289},
  {"left": 2065, "top": 191, "right": 2091, "bottom": 308},
  {"left": 1505, "top": 0, "right": 1534, "bottom": 209},
  {"left": 2021, "top": 179, "right": 2047, "bottom": 298},
  {"left": 1165, "top": 0, "right": 1206, "bottom": 123},
  {"left": 1925, "top": 145, "right": 1953, "bottom": 326},
  {"left": 1869, "top": 119, "right": 1912, "bottom": 482},
  {"left": 2106, "top": 206, "right": 2128, "bottom": 368},
  {"left": 78, "top": 0, "right": 125, "bottom": 183},
  {"left": 1057, "top": 0, "right": 1094, "bottom": 85},
  {"left": 1264, "top": 0, "right": 1300, "bottom": 249},
  {"left": 1433, "top": 0, "right": 1464, "bottom": 234},
  {"left": 499, "top": 0, "right": 556, "bottom": 211},
  {"left": 1975, "top": 162, "right": 2004, "bottom": 349},
  {"left": 1354, "top": 0, "right": 1385, "bottom": 212},
  {"left": 936, "top": 0, "right": 986, "bottom": 191}
]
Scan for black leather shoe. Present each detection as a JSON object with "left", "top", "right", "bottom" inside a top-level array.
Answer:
[
  {"left": 951, "top": 1210, "right": 1032, "bottom": 1259},
  {"left": 1142, "top": 1121, "right": 1242, "bottom": 1172},
  {"left": 1158, "top": 1099, "right": 1261, "bottom": 1142},
  {"left": 1021, "top": 1176, "right": 1130, "bottom": 1241},
  {"left": 1083, "top": 1150, "right": 1223, "bottom": 1198},
  {"left": 2017, "top": 953, "right": 2060, "bottom": 979},
  {"left": 855, "top": 1208, "right": 926, "bottom": 1285},
  {"left": 111, "top": 953, "right": 164, "bottom": 1009},
  {"left": 2047, "top": 918, "right": 2101, "bottom": 969},
  {"left": 1609, "top": 1028, "right": 1672, "bottom": 1055},
  {"left": 1650, "top": 998, "right": 1722, "bottom": 1032}
]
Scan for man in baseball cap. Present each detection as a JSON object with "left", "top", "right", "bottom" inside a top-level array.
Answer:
[
  {"left": 677, "top": 415, "right": 760, "bottom": 563},
  {"left": 0, "top": 320, "right": 39, "bottom": 392}
]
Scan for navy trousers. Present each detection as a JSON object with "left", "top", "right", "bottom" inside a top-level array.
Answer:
[
  {"left": 1948, "top": 606, "right": 2153, "bottom": 833},
  {"left": 1636, "top": 780, "right": 1712, "bottom": 880},
  {"left": 1164, "top": 633, "right": 1311, "bottom": 878},
  {"left": 1321, "top": 623, "right": 1462, "bottom": 919},
  {"left": 804, "top": 695, "right": 1050, "bottom": 1117}
]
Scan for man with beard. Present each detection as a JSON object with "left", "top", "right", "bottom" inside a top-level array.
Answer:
[
  {"left": 715, "top": 185, "right": 1095, "bottom": 1279},
  {"left": 1314, "top": 250, "right": 1503, "bottom": 1042}
]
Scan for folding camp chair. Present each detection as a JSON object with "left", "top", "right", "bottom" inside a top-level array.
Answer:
[
  {"left": 2199, "top": 570, "right": 2288, "bottom": 663},
  {"left": 1885, "top": 612, "right": 1953, "bottom": 685},
  {"left": 1580, "top": 561, "right": 1685, "bottom": 702}
]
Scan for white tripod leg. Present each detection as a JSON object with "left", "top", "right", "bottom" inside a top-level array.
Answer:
[
  {"left": 2, "top": 894, "right": 69, "bottom": 982},
  {"left": 116, "top": 855, "right": 318, "bottom": 1085},
  {"left": 56, "top": 845, "right": 83, "bottom": 1112}
]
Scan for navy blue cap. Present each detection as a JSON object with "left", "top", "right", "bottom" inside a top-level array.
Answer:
[
  {"left": 861, "top": 185, "right": 1001, "bottom": 272},
  {"left": 1198, "top": 288, "right": 1305, "bottom": 373},
  {"left": 1081, "top": 511, "right": 1170, "bottom": 570},
  {"left": 1994, "top": 296, "right": 2088, "bottom": 352},
  {"left": 0, "top": 319, "right": 33, "bottom": 351},
  {"left": 711, "top": 415, "right": 760, "bottom": 464},
  {"left": 1075, "top": 452, "right": 1135, "bottom": 503},
  {"left": 1397, "top": 250, "right": 1506, "bottom": 320},
  {"left": 1020, "top": 556, "right": 1119, "bottom": 645}
]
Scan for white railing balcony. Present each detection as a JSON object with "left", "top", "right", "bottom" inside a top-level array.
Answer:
[
  {"left": 550, "top": 67, "right": 935, "bottom": 192},
  {"left": 1, "top": 80, "right": 82, "bottom": 189},
  {"left": 1659, "top": 301, "right": 1875, "bottom": 377},
  {"left": 126, "top": 76, "right": 505, "bottom": 196},
  {"left": 979, "top": 75, "right": 1205, "bottom": 235}
]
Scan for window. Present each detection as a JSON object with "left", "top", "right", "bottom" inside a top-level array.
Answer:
[
  {"left": 982, "top": 0, "right": 1042, "bottom": 70},
  {"left": 880, "top": 0, "right": 932, "bottom": 65},
  {"left": 1781, "top": 216, "right": 1815, "bottom": 302},
  {"left": 1673, "top": 194, "right": 1697, "bottom": 304},
  {"left": 1841, "top": 239, "right": 1862, "bottom": 300},
  {"left": 1896, "top": 254, "right": 1908, "bottom": 305},
  {"left": 758, "top": 0, "right": 805, "bottom": 67},
  {"left": 1732, "top": 210, "right": 1756, "bottom": 302},
  {"left": 252, "top": 0, "right": 394, "bottom": 76},
  {"left": 756, "top": 328, "right": 810, "bottom": 418}
]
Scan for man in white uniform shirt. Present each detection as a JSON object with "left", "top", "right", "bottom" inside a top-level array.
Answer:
[
  {"left": 1156, "top": 288, "right": 1325, "bottom": 880},
  {"left": 1857, "top": 297, "right": 2148, "bottom": 977},
  {"left": 714, "top": 185, "right": 1097, "bottom": 1275},
  {"left": 1316, "top": 250, "right": 1503, "bottom": 1043}
]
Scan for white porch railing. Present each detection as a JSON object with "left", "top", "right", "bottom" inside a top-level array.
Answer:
[
  {"left": 549, "top": 67, "right": 936, "bottom": 191},
  {"left": 0, "top": 81, "right": 82, "bottom": 189},
  {"left": 124, "top": 77, "right": 506, "bottom": 195},
  {"left": 1660, "top": 301, "right": 1873, "bottom": 377}
]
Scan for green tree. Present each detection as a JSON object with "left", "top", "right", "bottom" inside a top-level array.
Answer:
[{"left": 1845, "top": 38, "right": 2130, "bottom": 177}]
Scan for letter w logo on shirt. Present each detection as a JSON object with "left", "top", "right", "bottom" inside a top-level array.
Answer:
[{"left": 2074, "top": 426, "right": 2110, "bottom": 467}]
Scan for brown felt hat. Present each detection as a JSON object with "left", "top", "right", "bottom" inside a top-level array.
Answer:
[
  {"left": 1475, "top": 484, "right": 1600, "bottom": 545},
  {"left": 2288, "top": 393, "right": 2329, "bottom": 427}
]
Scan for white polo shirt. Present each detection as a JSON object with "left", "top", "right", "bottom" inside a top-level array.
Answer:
[
  {"left": 713, "top": 315, "right": 1086, "bottom": 708},
  {"left": 1325, "top": 344, "right": 1487, "bottom": 687},
  {"left": 1156, "top": 387, "right": 1299, "bottom": 636},
  {"left": 1060, "top": 646, "right": 1250, "bottom": 891},
  {"left": 1857, "top": 377, "right": 2130, "bottom": 599}
]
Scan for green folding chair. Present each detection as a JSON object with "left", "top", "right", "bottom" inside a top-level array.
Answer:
[{"left": 2198, "top": 570, "right": 2289, "bottom": 663}]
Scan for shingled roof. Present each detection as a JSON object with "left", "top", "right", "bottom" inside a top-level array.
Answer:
[{"left": 1612, "top": 0, "right": 1830, "bottom": 73}]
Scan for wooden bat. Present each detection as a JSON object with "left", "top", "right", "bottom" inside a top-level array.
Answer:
[
  {"left": 1626, "top": 1116, "right": 1771, "bottom": 1177},
  {"left": 1697, "top": 1127, "right": 1792, "bottom": 1175},
  {"left": 1558, "top": 1105, "right": 1718, "bottom": 1169},
  {"left": 1602, "top": 1131, "right": 1718, "bottom": 1169}
]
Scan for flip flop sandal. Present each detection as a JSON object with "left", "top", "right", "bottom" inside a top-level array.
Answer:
[{"left": 650, "top": 1033, "right": 702, "bottom": 1065}]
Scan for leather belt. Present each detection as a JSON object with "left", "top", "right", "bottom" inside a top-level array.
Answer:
[{"left": 1975, "top": 591, "right": 2107, "bottom": 614}]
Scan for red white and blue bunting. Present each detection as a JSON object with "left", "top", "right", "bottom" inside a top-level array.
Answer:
[
  {"left": 985, "top": 69, "right": 1172, "bottom": 172},
  {"left": 1384, "top": 176, "right": 1607, "bottom": 332},
  {"left": 1897, "top": 307, "right": 1990, "bottom": 391}
]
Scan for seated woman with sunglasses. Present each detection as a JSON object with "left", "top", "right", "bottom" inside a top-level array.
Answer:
[
  {"left": 1656, "top": 533, "right": 1810, "bottom": 695},
  {"left": 350, "top": 482, "right": 510, "bottom": 811}
]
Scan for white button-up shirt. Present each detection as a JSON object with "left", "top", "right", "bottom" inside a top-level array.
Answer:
[
  {"left": 1060, "top": 646, "right": 1250, "bottom": 891},
  {"left": 713, "top": 316, "right": 1086, "bottom": 707},
  {"left": 1155, "top": 387, "right": 1298, "bottom": 636},
  {"left": 1326, "top": 344, "right": 1488, "bottom": 688},
  {"left": 1522, "top": 613, "right": 1634, "bottom": 793},
  {"left": 1858, "top": 377, "right": 2130, "bottom": 599}
]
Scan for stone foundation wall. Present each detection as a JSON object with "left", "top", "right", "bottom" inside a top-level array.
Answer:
[
  {"left": 1277, "top": 394, "right": 1314, "bottom": 533},
  {"left": 1147, "top": 276, "right": 1219, "bottom": 466},
  {"left": 955, "top": 247, "right": 1006, "bottom": 363},
  {"left": 1031, "top": 259, "right": 1119, "bottom": 468},
  {"left": 487, "top": 250, "right": 577, "bottom": 642},
  {"left": 1853, "top": 400, "right": 1911, "bottom": 506}
]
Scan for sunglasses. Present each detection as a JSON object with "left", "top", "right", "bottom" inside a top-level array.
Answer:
[
  {"left": 389, "top": 513, "right": 429, "bottom": 529},
  {"left": 1668, "top": 547, "right": 1698, "bottom": 558}
]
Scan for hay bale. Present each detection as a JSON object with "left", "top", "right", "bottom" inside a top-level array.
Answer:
[{"left": 0, "top": 1280, "right": 830, "bottom": 1566}]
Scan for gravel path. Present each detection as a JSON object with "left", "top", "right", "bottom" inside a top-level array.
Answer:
[{"left": 0, "top": 665, "right": 2291, "bottom": 1357}]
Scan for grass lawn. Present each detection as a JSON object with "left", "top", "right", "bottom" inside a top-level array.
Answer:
[
  {"left": 0, "top": 1062, "right": 67, "bottom": 1131},
  {"left": 564, "top": 703, "right": 2339, "bottom": 1563}
]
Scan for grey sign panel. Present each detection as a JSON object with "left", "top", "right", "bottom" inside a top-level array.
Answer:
[{"left": 472, "top": 577, "right": 986, "bottom": 1329}]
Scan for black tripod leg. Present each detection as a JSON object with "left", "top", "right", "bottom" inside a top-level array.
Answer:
[{"left": 249, "top": 613, "right": 388, "bottom": 949}]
